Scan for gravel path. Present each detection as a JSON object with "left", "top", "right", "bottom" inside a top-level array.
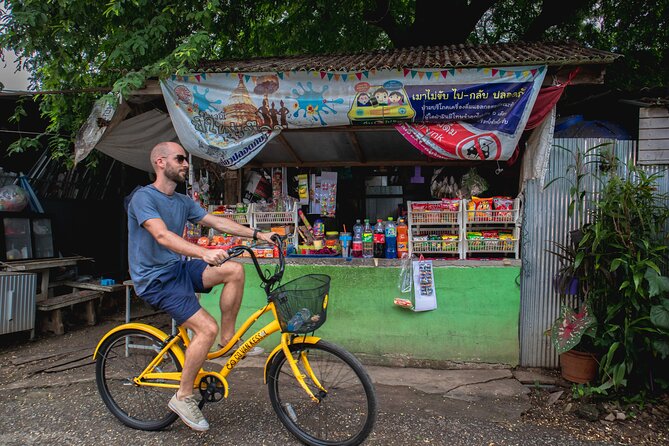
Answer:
[{"left": 0, "top": 314, "right": 658, "bottom": 445}]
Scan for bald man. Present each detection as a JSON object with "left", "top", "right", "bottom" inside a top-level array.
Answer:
[{"left": 127, "top": 142, "right": 276, "bottom": 431}]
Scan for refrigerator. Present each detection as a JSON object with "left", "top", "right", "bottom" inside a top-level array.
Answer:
[{"left": 1, "top": 213, "right": 55, "bottom": 261}]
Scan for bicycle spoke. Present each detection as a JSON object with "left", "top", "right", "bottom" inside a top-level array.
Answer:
[
  {"left": 96, "top": 330, "right": 181, "bottom": 430},
  {"left": 268, "top": 341, "right": 376, "bottom": 445}
]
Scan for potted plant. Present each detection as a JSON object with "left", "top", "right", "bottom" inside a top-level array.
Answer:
[
  {"left": 547, "top": 236, "right": 600, "bottom": 383},
  {"left": 547, "top": 155, "right": 669, "bottom": 392},
  {"left": 573, "top": 167, "right": 669, "bottom": 394},
  {"left": 549, "top": 302, "right": 599, "bottom": 383},
  {"left": 543, "top": 142, "right": 612, "bottom": 384},
  {"left": 544, "top": 143, "right": 607, "bottom": 298}
]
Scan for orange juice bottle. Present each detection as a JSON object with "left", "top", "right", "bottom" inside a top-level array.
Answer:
[{"left": 396, "top": 217, "right": 409, "bottom": 258}]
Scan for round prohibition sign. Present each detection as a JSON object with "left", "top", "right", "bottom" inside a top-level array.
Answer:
[{"left": 457, "top": 133, "right": 502, "bottom": 160}]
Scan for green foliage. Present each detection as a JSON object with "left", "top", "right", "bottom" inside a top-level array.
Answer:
[
  {"left": 1, "top": 1, "right": 667, "bottom": 163},
  {"left": 575, "top": 166, "right": 669, "bottom": 394},
  {"left": 546, "top": 143, "right": 669, "bottom": 397},
  {"left": 8, "top": 96, "right": 28, "bottom": 124},
  {"left": 550, "top": 304, "right": 597, "bottom": 354},
  {"left": 7, "top": 135, "right": 42, "bottom": 155},
  {"left": 543, "top": 143, "right": 618, "bottom": 221},
  {"left": 473, "top": 0, "right": 668, "bottom": 89},
  {"left": 0, "top": 0, "right": 394, "bottom": 161}
]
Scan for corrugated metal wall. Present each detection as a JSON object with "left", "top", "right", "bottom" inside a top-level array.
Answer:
[
  {"left": 518, "top": 138, "right": 669, "bottom": 367},
  {"left": 0, "top": 272, "right": 36, "bottom": 335}
]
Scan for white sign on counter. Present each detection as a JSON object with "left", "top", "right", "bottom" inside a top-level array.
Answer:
[{"left": 412, "top": 259, "right": 437, "bottom": 311}]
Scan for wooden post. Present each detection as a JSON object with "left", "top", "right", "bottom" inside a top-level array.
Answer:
[{"left": 224, "top": 170, "right": 241, "bottom": 204}]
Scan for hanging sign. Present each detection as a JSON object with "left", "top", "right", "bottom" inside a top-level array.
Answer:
[{"left": 161, "top": 66, "right": 546, "bottom": 168}]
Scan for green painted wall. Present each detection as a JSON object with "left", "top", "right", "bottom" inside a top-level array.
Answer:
[{"left": 201, "top": 264, "right": 520, "bottom": 366}]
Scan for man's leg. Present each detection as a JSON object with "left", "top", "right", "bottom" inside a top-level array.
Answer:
[
  {"left": 178, "top": 309, "right": 218, "bottom": 397},
  {"left": 168, "top": 308, "right": 217, "bottom": 431},
  {"left": 202, "top": 261, "right": 245, "bottom": 346}
]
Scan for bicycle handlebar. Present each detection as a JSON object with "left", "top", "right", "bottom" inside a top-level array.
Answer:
[{"left": 220, "top": 234, "right": 286, "bottom": 292}]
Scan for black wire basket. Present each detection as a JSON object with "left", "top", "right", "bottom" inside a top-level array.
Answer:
[{"left": 269, "top": 274, "right": 331, "bottom": 334}]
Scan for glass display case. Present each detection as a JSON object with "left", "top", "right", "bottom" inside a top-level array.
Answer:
[{"left": 1, "top": 213, "right": 55, "bottom": 261}]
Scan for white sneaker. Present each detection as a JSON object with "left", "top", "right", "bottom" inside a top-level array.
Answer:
[{"left": 168, "top": 393, "right": 209, "bottom": 432}]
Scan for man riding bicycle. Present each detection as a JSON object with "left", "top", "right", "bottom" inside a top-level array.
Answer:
[{"left": 127, "top": 141, "right": 276, "bottom": 431}]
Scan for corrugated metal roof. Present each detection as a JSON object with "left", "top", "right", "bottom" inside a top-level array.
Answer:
[{"left": 198, "top": 42, "right": 620, "bottom": 73}]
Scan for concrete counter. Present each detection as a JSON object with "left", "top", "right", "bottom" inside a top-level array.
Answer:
[
  {"left": 235, "top": 256, "right": 521, "bottom": 268},
  {"left": 201, "top": 260, "right": 521, "bottom": 367}
]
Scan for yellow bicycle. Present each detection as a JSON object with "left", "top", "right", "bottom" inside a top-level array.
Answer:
[{"left": 93, "top": 236, "right": 377, "bottom": 446}]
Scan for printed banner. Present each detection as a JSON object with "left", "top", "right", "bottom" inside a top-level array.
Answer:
[{"left": 161, "top": 66, "right": 546, "bottom": 168}]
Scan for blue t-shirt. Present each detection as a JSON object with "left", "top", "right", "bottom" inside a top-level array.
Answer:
[{"left": 127, "top": 185, "right": 208, "bottom": 295}]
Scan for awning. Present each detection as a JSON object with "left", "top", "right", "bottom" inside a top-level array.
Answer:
[
  {"left": 161, "top": 65, "right": 547, "bottom": 168},
  {"left": 78, "top": 42, "right": 619, "bottom": 171}
]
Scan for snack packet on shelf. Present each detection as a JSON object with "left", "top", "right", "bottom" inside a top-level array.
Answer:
[
  {"left": 472, "top": 196, "right": 493, "bottom": 221},
  {"left": 493, "top": 196, "right": 514, "bottom": 221}
]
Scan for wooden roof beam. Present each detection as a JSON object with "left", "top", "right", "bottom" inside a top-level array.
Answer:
[
  {"left": 347, "top": 131, "right": 366, "bottom": 164},
  {"left": 277, "top": 133, "right": 303, "bottom": 164}
]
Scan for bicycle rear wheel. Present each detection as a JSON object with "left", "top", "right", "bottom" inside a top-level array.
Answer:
[
  {"left": 95, "top": 328, "right": 181, "bottom": 431},
  {"left": 267, "top": 340, "right": 377, "bottom": 446}
]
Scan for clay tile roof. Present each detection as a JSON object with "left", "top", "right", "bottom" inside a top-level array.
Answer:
[{"left": 197, "top": 42, "right": 620, "bottom": 73}]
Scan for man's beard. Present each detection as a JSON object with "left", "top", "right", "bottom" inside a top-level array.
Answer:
[{"left": 165, "top": 165, "right": 186, "bottom": 183}]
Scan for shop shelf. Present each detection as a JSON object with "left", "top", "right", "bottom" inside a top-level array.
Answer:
[
  {"left": 409, "top": 211, "right": 460, "bottom": 225},
  {"left": 228, "top": 213, "right": 250, "bottom": 225},
  {"left": 253, "top": 211, "right": 296, "bottom": 225},
  {"left": 209, "top": 205, "right": 251, "bottom": 226},
  {"left": 412, "top": 239, "right": 461, "bottom": 255},
  {"left": 249, "top": 203, "right": 299, "bottom": 249},
  {"left": 408, "top": 200, "right": 462, "bottom": 226},
  {"left": 407, "top": 198, "right": 521, "bottom": 260},
  {"left": 407, "top": 200, "right": 465, "bottom": 259},
  {"left": 464, "top": 238, "right": 518, "bottom": 253},
  {"left": 462, "top": 198, "right": 520, "bottom": 225}
]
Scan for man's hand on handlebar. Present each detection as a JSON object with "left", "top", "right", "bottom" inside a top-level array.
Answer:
[
  {"left": 202, "top": 248, "right": 230, "bottom": 266},
  {"left": 256, "top": 231, "right": 279, "bottom": 245},
  {"left": 205, "top": 233, "right": 284, "bottom": 267}
]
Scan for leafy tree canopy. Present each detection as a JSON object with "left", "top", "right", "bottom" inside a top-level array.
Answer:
[{"left": 0, "top": 0, "right": 666, "bottom": 163}]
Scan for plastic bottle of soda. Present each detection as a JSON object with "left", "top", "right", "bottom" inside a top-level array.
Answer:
[
  {"left": 385, "top": 217, "right": 397, "bottom": 259},
  {"left": 373, "top": 219, "right": 386, "bottom": 258},
  {"left": 396, "top": 217, "right": 409, "bottom": 258},
  {"left": 352, "top": 219, "right": 363, "bottom": 258},
  {"left": 362, "top": 219, "right": 374, "bottom": 258},
  {"left": 287, "top": 308, "right": 312, "bottom": 332}
]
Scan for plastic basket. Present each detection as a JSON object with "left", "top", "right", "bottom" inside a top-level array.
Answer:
[
  {"left": 409, "top": 210, "right": 459, "bottom": 224},
  {"left": 254, "top": 211, "right": 294, "bottom": 224},
  {"left": 269, "top": 274, "right": 330, "bottom": 334}
]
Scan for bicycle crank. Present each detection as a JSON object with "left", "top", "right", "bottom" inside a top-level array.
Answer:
[{"left": 198, "top": 375, "right": 226, "bottom": 403}]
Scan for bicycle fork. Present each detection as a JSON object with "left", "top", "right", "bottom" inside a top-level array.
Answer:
[{"left": 279, "top": 333, "right": 327, "bottom": 403}]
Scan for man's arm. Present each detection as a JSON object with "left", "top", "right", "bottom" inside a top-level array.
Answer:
[
  {"left": 199, "top": 214, "right": 277, "bottom": 244},
  {"left": 143, "top": 218, "right": 229, "bottom": 265}
]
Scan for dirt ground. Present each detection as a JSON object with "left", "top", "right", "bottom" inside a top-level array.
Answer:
[
  {"left": 0, "top": 303, "right": 668, "bottom": 445},
  {"left": 520, "top": 384, "right": 669, "bottom": 445}
]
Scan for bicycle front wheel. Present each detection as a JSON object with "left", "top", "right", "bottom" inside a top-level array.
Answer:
[
  {"left": 95, "top": 328, "right": 182, "bottom": 431},
  {"left": 267, "top": 340, "right": 377, "bottom": 446}
]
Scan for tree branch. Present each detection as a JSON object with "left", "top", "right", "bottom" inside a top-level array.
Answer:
[
  {"left": 522, "top": 0, "right": 595, "bottom": 41},
  {"left": 366, "top": 0, "right": 498, "bottom": 47},
  {"left": 363, "top": 0, "right": 407, "bottom": 46}
]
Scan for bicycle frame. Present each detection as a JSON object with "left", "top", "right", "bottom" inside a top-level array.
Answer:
[{"left": 94, "top": 237, "right": 327, "bottom": 403}]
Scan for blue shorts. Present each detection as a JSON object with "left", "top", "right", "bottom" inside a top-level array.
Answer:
[{"left": 139, "top": 259, "right": 212, "bottom": 325}]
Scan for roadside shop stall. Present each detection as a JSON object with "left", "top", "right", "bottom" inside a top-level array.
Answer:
[{"left": 82, "top": 43, "right": 619, "bottom": 366}]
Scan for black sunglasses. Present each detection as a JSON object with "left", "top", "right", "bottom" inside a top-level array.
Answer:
[{"left": 160, "top": 154, "right": 188, "bottom": 164}]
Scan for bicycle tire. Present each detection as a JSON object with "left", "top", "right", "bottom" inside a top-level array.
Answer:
[
  {"left": 267, "top": 340, "right": 377, "bottom": 446},
  {"left": 95, "top": 328, "right": 182, "bottom": 431}
]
